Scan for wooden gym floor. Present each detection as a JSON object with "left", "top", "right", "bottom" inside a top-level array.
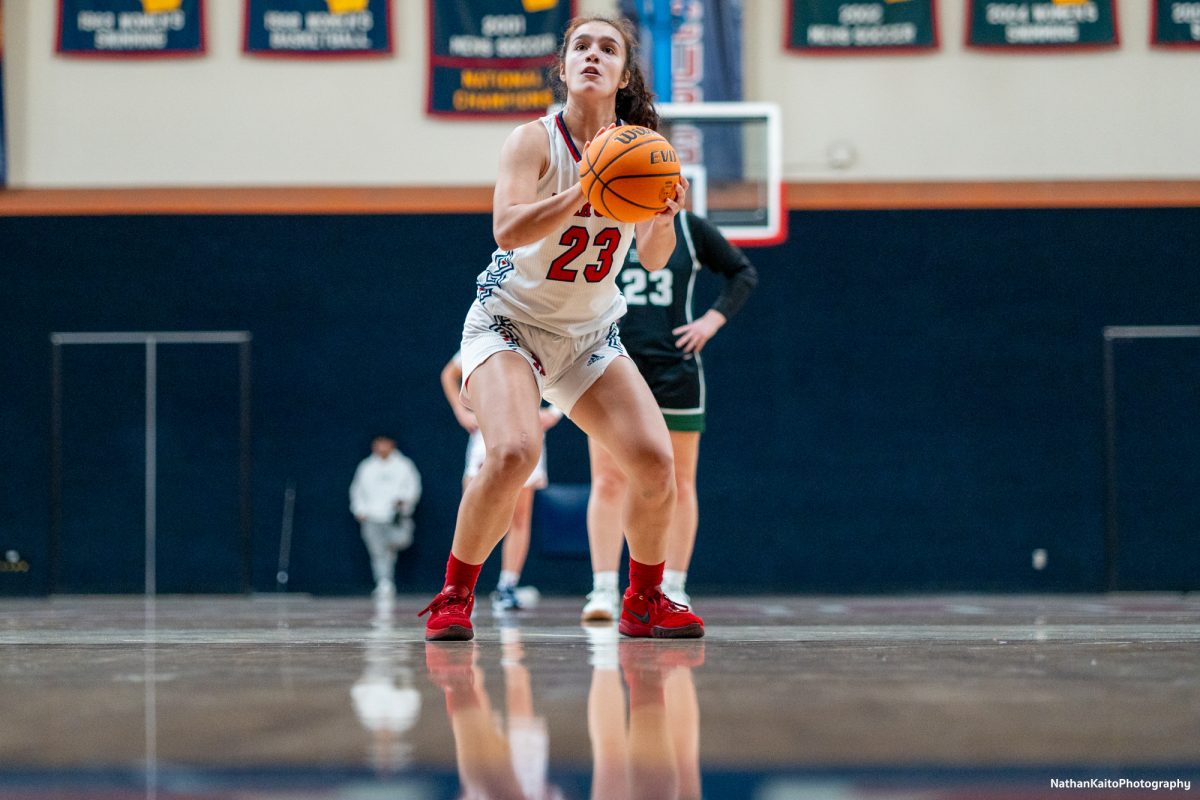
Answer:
[{"left": 0, "top": 594, "right": 1197, "bottom": 799}]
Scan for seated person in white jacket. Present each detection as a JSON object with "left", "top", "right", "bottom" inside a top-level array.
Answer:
[{"left": 350, "top": 435, "right": 422, "bottom": 598}]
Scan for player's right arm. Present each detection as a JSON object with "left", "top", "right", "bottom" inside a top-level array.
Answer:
[{"left": 492, "top": 121, "right": 585, "bottom": 251}]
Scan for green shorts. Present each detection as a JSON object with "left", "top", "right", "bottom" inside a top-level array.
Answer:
[{"left": 631, "top": 353, "right": 706, "bottom": 434}]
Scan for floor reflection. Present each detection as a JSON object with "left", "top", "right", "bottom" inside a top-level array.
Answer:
[
  {"left": 351, "top": 600, "right": 422, "bottom": 774},
  {"left": 586, "top": 626, "right": 704, "bottom": 800},
  {"left": 425, "top": 619, "right": 565, "bottom": 799},
  {"left": 425, "top": 616, "right": 706, "bottom": 800}
]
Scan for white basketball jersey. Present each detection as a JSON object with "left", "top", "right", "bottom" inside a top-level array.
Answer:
[{"left": 477, "top": 112, "right": 635, "bottom": 338}]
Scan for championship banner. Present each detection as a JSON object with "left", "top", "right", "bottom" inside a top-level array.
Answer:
[
  {"left": 427, "top": 0, "right": 575, "bottom": 118},
  {"left": 57, "top": 0, "right": 205, "bottom": 57},
  {"left": 1152, "top": 0, "right": 1200, "bottom": 46},
  {"left": 245, "top": 0, "right": 392, "bottom": 57},
  {"left": 966, "top": 0, "right": 1118, "bottom": 48},
  {"left": 785, "top": 0, "right": 938, "bottom": 52}
]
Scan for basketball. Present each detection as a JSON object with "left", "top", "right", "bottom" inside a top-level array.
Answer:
[{"left": 579, "top": 125, "right": 681, "bottom": 223}]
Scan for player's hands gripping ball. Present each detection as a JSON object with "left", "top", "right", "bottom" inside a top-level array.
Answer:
[{"left": 579, "top": 125, "right": 682, "bottom": 223}]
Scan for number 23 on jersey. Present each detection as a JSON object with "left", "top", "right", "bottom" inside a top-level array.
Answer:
[
  {"left": 621, "top": 267, "right": 673, "bottom": 307},
  {"left": 545, "top": 226, "right": 673, "bottom": 306},
  {"left": 546, "top": 226, "right": 622, "bottom": 283}
]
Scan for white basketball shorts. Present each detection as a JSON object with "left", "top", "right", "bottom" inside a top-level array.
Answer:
[{"left": 458, "top": 301, "right": 627, "bottom": 416}]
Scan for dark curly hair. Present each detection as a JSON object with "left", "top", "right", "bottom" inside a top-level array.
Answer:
[{"left": 550, "top": 16, "right": 660, "bottom": 131}]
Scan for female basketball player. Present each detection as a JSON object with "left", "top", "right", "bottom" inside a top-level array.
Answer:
[
  {"left": 419, "top": 16, "right": 703, "bottom": 641},
  {"left": 582, "top": 211, "right": 758, "bottom": 621}
]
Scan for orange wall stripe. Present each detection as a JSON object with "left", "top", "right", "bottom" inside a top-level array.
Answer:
[{"left": 0, "top": 182, "right": 1198, "bottom": 216}]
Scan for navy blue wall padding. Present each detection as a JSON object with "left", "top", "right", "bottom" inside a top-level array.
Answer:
[
  {"left": 1109, "top": 337, "right": 1200, "bottom": 590},
  {"left": 532, "top": 483, "right": 592, "bottom": 558},
  {"left": 1, "top": 209, "right": 1197, "bottom": 596}
]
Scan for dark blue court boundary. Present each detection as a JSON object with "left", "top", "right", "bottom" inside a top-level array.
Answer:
[{"left": 1, "top": 763, "right": 1197, "bottom": 798}]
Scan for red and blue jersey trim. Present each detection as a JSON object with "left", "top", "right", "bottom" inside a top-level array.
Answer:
[
  {"left": 555, "top": 111, "right": 582, "bottom": 163},
  {"left": 555, "top": 112, "right": 627, "bottom": 164}
]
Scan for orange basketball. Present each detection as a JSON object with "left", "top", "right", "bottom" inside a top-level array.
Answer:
[{"left": 578, "top": 125, "right": 681, "bottom": 223}]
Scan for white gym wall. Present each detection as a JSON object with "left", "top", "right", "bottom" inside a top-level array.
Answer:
[{"left": 3, "top": 0, "right": 1198, "bottom": 187}]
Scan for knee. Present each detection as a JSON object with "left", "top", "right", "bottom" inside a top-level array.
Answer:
[
  {"left": 485, "top": 438, "right": 542, "bottom": 485},
  {"left": 592, "top": 468, "right": 628, "bottom": 505},
  {"left": 629, "top": 445, "right": 676, "bottom": 503},
  {"left": 674, "top": 473, "right": 696, "bottom": 504}
]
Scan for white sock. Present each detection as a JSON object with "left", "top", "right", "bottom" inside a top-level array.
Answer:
[
  {"left": 497, "top": 570, "right": 519, "bottom": 590},
  {"left": 663, "top": 569, "right": 687, "bottom": 594},
  {"left": 592, "top": 570, "right": 618, "bottom": 592}
]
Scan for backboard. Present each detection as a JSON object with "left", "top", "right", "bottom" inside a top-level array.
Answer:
[{"left": 657, "top": 102, "right": 784, "bottom": 247}]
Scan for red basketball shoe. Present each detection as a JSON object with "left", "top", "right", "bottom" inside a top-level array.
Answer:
[
  {"left": 418, "top": 585, "right": 475, "bottom": 641},
  {"left": 619, "top": 587, "right": 704, "bottom": 639}
]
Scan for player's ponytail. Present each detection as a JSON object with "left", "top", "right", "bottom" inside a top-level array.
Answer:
[{"left": 552, "top": 16, "right": 661, "bottom": 132}]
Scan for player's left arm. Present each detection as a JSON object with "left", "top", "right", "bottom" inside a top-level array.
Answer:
[
  {"left": 672, "top": 214, "right": 760, "bottom": 354},
  {"left": 633, "top": 177, "right": 688, "bottom": 270}
]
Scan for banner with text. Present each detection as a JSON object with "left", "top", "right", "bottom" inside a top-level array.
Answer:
[
  {"left": 786, "top": 0, "right": 937, "bottom": 52},
  {"left": 245, "top": 0, "right": 391, "bottom": 57},
  {"left": 58, "top": 0, "right": 205, "bottom": 56},
  {"left": 0, "top": 0, "right": 6, "bottom": 187},
  {"left": 428, "top": 0, "right": 575, "bottom": 118},
  {"left": 619, "top": 0, "right": 743, "bottom": 101},
  {"left": 967, "top": 0, "right": 1118, "bottom": 48},
  {"left": 1152, "top": 0, "right": 1200, "bottom": 46}
]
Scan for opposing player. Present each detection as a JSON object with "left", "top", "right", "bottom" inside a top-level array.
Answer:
[
  {"left": 583, "top": 210, "right": 758, "bottom": 620},
  {"left": 418, "top": 15, "right": 703, "bottom": 641}
]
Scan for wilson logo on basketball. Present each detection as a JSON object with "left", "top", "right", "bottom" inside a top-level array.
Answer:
[{"left": 614, "top": 127, "right": 653, "bottom": 145}]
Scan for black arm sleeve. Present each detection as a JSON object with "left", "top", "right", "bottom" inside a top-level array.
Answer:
[{"left": 687, "top": 213, "right": 759, "bottom": 320}]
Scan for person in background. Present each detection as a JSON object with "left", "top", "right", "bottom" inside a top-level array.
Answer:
[
  {"left": 350, "top": 435, "right": 422, "bottom": 600},
  {"left": 351, "top": 615, "right": 421, "bottom": 774},
  {"left": 583, "top": 210, "right": 758, "bottom": 620},
  {"left": 442, "top": 352, "right": 563, "bottom": 612}
]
